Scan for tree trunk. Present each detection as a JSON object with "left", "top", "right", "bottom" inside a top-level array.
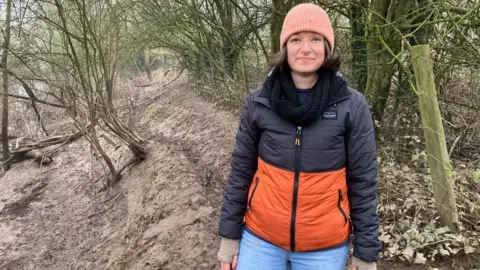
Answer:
[
  {"left": 270, "top": 0, "right": 286, "bottom": 55},
  {"left": 365, "top": 0, "right": 417, "bottom": 124},
  {"left": 219, "top": 0, "right": 236, "bottom": 77},
  {"left": 240, "top": 52, "right": 249, "bottom": 93},
  {"left": 411, "top": 44, "right": 459, "bottom": 232},
  {"left": 364, "top": 50, "right": 395, "bottom": 123},
  {"left": 350, "top": 0, "right": 368, "bottom": 93},
  {"left": 364, "top": 0, "right": 393, "bottom": 123},
  {"left": 88, "top": 117, "right": 118, "bottom": 186},
  {"left": 1, "top": 0, "right": 12, "bottom": 170}
]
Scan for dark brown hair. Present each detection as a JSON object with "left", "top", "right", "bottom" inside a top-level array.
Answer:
[{"left": 268, "top": 41, "right": 342, "bottom": 72}]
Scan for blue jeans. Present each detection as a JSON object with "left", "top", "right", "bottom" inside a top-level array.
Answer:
[{"left": 237, "top": 229, "right": 349, "bottom": 270}]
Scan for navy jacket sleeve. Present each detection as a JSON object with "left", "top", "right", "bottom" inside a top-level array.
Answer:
[
  {"left": 345, "top": 96, "right": 382, "bottom": 262},
  {"left": 218, "top": 93, "right": 260, "bottom": 239}
]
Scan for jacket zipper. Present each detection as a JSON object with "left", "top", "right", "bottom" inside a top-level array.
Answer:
[
  {"left": 290, "top": 126, "right": 303, "bottom": 251},
  {"left": 337, "top": 189, "right": 348, "bottom": 224}
]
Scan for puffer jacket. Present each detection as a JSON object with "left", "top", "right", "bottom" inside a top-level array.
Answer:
[{"left": 218, "top": 79, "right": 381, "bottom": 262}]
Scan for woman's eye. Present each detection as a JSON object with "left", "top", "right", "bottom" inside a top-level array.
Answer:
[
  {"left": 290, "top": 38, "right": 300, "bottom": 43},
  {"left": 312, "top": 37, "right": 323, "bottom": 42}
]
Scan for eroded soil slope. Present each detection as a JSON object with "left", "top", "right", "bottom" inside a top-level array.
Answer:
[{"left": 0, "top": 73, "right": 237, "bottom": 269}]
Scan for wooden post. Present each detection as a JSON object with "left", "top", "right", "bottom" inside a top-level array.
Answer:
[{"left": 411, "top": 44, "right": 459, "bottom": 232}]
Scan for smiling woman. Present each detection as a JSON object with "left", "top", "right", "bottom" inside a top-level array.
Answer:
[{"left": 217, "top": 3, "right": 381, "bottom": 270}]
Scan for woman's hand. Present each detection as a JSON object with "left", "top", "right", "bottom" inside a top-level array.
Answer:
[
  {"left": 221, "top": 255, "right": 238, "bottom": 270},
  {"left": 218, "top": 237, "right": 239, "bottom": 269}
]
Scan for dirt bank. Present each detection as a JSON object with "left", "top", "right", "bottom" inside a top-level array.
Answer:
[{"left": 0, "top": 72, "right": 237, "bottom": 269}]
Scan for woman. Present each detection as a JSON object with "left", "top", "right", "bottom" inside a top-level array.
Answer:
[{"left": 217, "top": 3, "right": 381, "bottom": 270}]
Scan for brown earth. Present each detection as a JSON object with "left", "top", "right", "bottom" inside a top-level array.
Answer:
[{"left": 0, "top": 72, "right": 478, "bottom": 270}]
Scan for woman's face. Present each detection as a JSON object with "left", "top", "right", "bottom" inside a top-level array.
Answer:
[{"left": 286, "top": 32, "right": 325, "bottom": 75}]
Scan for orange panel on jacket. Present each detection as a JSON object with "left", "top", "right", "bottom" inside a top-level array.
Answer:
[{"left": 245, "top": 158, "right": 351, "bottom": 252}]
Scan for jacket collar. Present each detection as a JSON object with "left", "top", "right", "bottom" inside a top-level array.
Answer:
[
  {"left": 253, "top": 95, "right": 272, "bottom": 109},
  {"left": 329, "top": 83, "right": 352, "bottom": 105}
]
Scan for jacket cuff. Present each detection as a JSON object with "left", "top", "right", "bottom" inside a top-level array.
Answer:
[{"left": 353, "top": 244, "right": 380, "bottom": 262}]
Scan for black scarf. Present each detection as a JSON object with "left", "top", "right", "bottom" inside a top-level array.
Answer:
[{"left": 262, "top": 67, "right": 346, "bottom": 127}]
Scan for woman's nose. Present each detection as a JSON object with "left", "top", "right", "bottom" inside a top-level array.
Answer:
[{"left": 300, "top": 41, "right": 312, "bottom": 53}]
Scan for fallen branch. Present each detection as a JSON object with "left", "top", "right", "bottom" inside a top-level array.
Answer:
[
  {"left": 25, "top": 149, "right": 53, "bottom": 164},
  {"left": 2, "top": 129, "right": 86, "bottom": 167},
  {"left": 2, "top": 148, "right": 52, "bottom": 166}
]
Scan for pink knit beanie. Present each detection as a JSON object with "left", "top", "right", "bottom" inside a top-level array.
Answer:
[{"left": 280, "top": 3, "right": 334, "bottom": 51}]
